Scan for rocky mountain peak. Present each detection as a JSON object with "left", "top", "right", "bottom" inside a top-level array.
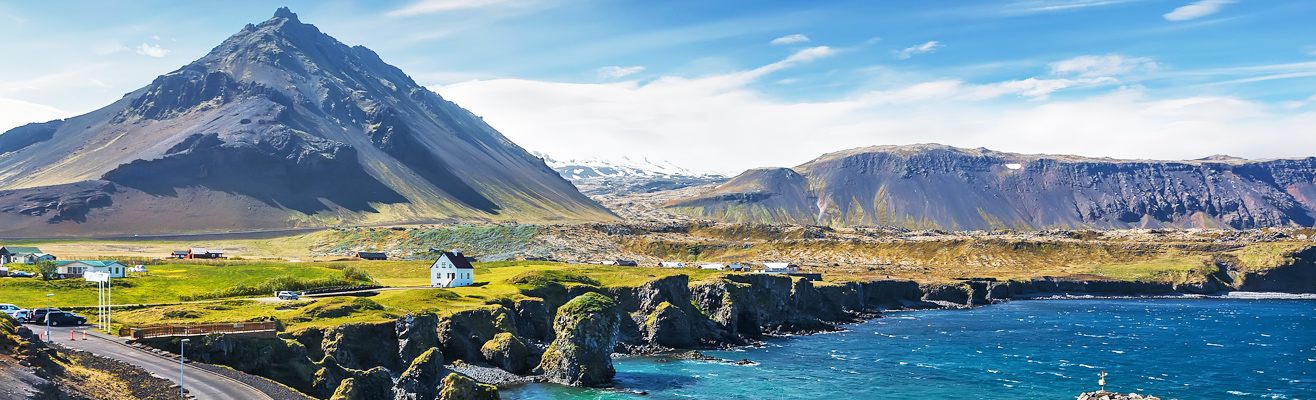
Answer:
[{"left": 272, "top": 6, "right": 299, "bottom": 21}]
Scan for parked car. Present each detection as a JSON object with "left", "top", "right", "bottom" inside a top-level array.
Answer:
[
  {"left": 42, "top": 311, "right": 86, "bottom": 326},
  {"left": 12, "top": 309, "right": 31, "bottom": 322},
  {"left": 8, "top": 271, "right": 33, "bottom": 278},
  {"left": 26, "top": 308, "right": 61, "bottom": 324},
  {"left": 275, "top": 291, "right": 300, "bottom": 300},
  {"left": 0, "top": 304, "right": 26, "bottom": 318}
]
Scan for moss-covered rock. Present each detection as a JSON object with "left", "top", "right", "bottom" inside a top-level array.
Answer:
[
  {"left": 437, "top": 306, "right": 516, "bottom": 362},
  {"left": 438, "top": 372, "right": 499, "bottom": 400},
  {"left": 327, "top": 367, "right": 392, "bottom": 400},
  {"left": 177, "top": 334, "right": 319, "bottom": 393},
  {"left": 538, "top": 292, "right": 621, "bottom": 387},
  {"left": 643, "top": 301, "right": 695, "bottom": 348},
  {"left": 397, "top": 313, "right": 440, "bottom": 363},
  {"left": 394, "top": 347, "right": 447, "bottom": 400},
  {"left": 322, "top": 321, "right": 400, "bottom": 371},
  {"left": 479, "top": 332, "right": 530, "bottom": 374},
  {"left": 312, "top": 355, "right": 387, "bottom": 399}
]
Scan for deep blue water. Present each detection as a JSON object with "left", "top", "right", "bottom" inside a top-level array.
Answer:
[{"left": 503, "top": 299, "right": 1315, "bottom": 399}]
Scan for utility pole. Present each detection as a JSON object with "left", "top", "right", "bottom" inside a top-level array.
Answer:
[
  {"left": 44, "top": 294, "right": 53, "bottom": 342},
  {"left": 180, "top": 338, "right": 191, "bottom": 397}
]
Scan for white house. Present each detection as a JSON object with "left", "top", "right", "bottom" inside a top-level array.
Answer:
[
  {"left": 699, "top": 263, "right": 726, "bottom": 271},
  {"left": 658, "top": 261, "right": 685, "bottom": 268},
  {"left": 760, "top": 262, "right": 800, "bottom": 274},
  {"left": 0, "top": 246, "right": 55, "bottom": 265},
  {"left": 431, "top": 252, "right": 475, "bottom": 288},
  {"left": 56, "top": 261, "right": 129, "bottom": 278}
]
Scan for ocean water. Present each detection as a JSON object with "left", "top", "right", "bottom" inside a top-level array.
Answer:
[{"left": 503, "top": 299, "right": 1315, "bottom": 399}]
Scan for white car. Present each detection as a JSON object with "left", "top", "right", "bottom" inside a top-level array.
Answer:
[
  {"left": 275, "top": 291, "right": 300, "bottom": 300},
  {"left": 0, "top": 304, "right": 27, "bottom": 318}
]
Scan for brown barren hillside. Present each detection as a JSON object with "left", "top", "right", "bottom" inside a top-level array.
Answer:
[{"left": 0, "top": 8, "right": 615, "bottom": 238}]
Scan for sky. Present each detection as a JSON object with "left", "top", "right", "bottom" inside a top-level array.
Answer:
[{"left": 1, "top": 0, "right": 1314, "bottom": 174}]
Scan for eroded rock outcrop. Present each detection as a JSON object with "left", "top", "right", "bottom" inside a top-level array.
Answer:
[
  {"left": 397, "top": 313, "right": 440, "bottom": 364},
  {"left": 437, "top": 373, "right": 499, "bottom": 400},
  {"left": 480, "top": 332, "right": 530, "bottom": 374},
  {"left": 538, "top": 292, "right": 622, "bottom": 387},
  {"left": 437, "top": 306, "right": 516, "bottom": 362},
  {"left": 394, "top": 347, "right": 447, "bottom": 400},
  {"left": 322, "top": 321, "right": 400, "bottom": 372}
]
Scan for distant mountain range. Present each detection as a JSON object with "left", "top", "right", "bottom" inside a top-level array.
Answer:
[
  {"left": 536, "top": 153, "right": 726, "bottom": 197},
  {"left": 664, "top": 144, "right": 1316, "bottom": 230},
  {"left": 537, "top": 153, "right": 720, "bottom": 181},
  {"left": 0, "top": 8, "right": 615, "bottom": 237}
]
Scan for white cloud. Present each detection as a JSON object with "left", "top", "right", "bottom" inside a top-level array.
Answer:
[
  {"left": 1049, "top": 54, "right": 1156, "bottom": 77},
  {"left": 770, "top": 34, "right": 810, "bottom": 45},
  {"left": 896, "top": 41, "right": 941, "bottom": 59},
  {"left": 151, "top": 35, "right": 160, "bottom": 40},
  {"left": 1163, "top": 0, "right": 1234, "bottom": 21},
  {"left": 134, "top": 43, "right": 169, "bottom": 57},
  {"left": 0, "top": 97, "right": 72, "bottom": 133},
  {"left": 597, "top": 66, "right": 645, "bottom": 80},
  {"left": 433, "top": 51, "right": 1312, "bottom": 173}
]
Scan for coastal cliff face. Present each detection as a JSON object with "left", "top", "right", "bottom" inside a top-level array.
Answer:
[
  {"left": 665, "top": 144, "right": 1316, "bottom": 230},
  {"left": 166, "top": 252, "right": 1316, "bottom": 399}
]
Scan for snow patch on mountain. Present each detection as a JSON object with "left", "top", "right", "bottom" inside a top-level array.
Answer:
[{"left": 536, "top": 152, "right": 720, "bottom": 180}]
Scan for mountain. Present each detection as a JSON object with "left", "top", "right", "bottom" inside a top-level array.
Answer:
[
  {"left": 537, "top": 153, "right": 727, "bottom": 196},
  {"left": 538, "top": 153, "right": 717, "bottom": 180},
  {"left": 664, "top": 144, "right": 1316, "bottom": 230},
  {"left": 0, "top": 8, "right": 615, "bottom": 237}
]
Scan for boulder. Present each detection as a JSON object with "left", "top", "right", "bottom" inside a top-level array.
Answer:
[
  {"left": 394, "top": 347, "right": 446, "bottom": 400},
  {"left": 538, "top": 292, "right": 621, "bottom": 387},
  {"left": 480, "top": 332, "right": 530, "bottom": 374},
  {"left": 437, "top": 372, "right": 499, "bottom": 400}
]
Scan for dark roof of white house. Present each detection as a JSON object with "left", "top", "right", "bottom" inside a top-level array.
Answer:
[{"left": 439, "top": 252, "right": 474, "bottom": 269}]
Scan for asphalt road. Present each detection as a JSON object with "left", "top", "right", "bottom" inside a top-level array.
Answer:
[{"left": 34, "top": 323, "right": 272, "bottom": 400}]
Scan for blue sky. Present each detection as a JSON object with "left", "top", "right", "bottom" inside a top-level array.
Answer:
[{"left": 1, "top": 0, "right": 1313, "bottom": 173}]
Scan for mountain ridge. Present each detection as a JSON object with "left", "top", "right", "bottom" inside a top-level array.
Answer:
[
  {"left": 0, "top": 8, "right": 615, "bottom": 237},
  {"left": 665, "top": 143, "right": 1316, "bottom": 230}
]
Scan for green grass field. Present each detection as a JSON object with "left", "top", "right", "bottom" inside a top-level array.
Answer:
[{"left": 0, "top": 262, "right": 348, "bottom": 309}]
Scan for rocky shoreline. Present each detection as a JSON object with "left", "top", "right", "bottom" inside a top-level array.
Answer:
[{"left": 141, "top": 266, "right": 1315, "bottom": 399}]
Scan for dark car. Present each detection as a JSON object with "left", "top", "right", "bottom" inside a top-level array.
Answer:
[
  {"left": 41, "top": 312, "right": 85, "bottom": 326},
  {"left": 26, "top": 308, "right": 61, "bottom": 324}
]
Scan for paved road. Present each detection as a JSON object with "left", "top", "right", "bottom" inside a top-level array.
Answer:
[{"left": 34, "top": 324, "right": 271, "bottom": 400}]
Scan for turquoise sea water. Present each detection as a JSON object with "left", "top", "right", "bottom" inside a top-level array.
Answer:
[{"left": 504, "top": 299, "right": 1315, "bottom": 399}]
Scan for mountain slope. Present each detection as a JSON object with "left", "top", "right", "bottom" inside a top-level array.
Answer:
[
  {"left": 665, "top": 144, "right": 1316, "bottom": 230},
  {"left": 0, "top": 8, "right": 615, "bottom": 237}
]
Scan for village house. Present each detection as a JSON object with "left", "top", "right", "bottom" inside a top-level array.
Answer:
[
  {"left": 169, "top": 251, "right": 188, "bottom": 259},
  {"left": 356, "top": 251, "right": 388, "bottom": 261},
  {"left": 699, "top": 263, "right": 727, "bottom": 271},
  {"left": 430, "top": 252, "right": 475, "bottom": 288},
  {"left": 185, "top": 248, "right": 224, "bottom": 259},
  {"left": 760, "top": 262, "right": 801, "bottom": 274},
  {"left": 658, "top": 261, "right": 685, "bottom": 268},
  {"left": 56, "top": 261, "right": 129, "bottom": 279},
  {"left": 0, "top": 246, "right": 56, "bottom": 265},
  {"left": 616, "top": 260, "right": 638, "bottom": 267}
]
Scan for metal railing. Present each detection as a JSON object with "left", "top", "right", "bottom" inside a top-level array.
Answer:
[{"left": 124, "top": 321, "right": 277, "bottom": 339}]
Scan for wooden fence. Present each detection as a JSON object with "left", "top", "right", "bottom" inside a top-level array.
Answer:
[{"left": 123, "top": 321, "right": 278, "bottom": 340}]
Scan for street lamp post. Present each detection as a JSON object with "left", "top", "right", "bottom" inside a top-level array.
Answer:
[
  {"left": 180, "top": 338, "right": 191, "bottom": 397},
  {"left": 44, "top": 294, "right": 53, "bottom": 342}
]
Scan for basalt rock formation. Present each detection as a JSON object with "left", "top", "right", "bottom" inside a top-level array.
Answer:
[
  {"left": 665, "top": 144, "right": 1316, "bottom": 230},
  {"left": 537, "top": 292, "right": 622, "bottom": 387},
  {"left": 167, "top": 252, "right": 1316, "bottom": 398},
  {"left": 0, "top": 8, "right": 615, "bottom": 238}
]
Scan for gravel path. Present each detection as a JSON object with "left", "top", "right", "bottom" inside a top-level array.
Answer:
[
  {"left": 447, "top": 363, "right": 539, "bottom": 386},
  {"left": 189, "top": 364, "right": 315, "bottom": 400}
]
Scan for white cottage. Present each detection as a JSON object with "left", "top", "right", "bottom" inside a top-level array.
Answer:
[
  {"left": 699, "top": 263, "right": 726, "bottom": 271},
  {"left": 56, "top": 261, "right": 129, "bottom": 278},
  {"left": 430, "top": 252, "right": 475, "bottom": 288}
]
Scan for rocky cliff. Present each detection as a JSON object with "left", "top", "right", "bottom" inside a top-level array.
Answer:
[
  {"left": 0, "top": 8, "right": 615, "bottom": 238},
  {"left": 160, "top": 251, "right": 1316, "bottom": 398},
  {"left": 665, "top": 144, "right": 1316, "bottom": 230}
]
